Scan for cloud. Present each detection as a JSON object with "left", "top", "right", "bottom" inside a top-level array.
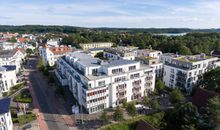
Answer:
[{"left": 0, "top": 0, "right": 219, "bottom": 28}]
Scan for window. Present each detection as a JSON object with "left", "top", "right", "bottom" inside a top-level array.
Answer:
[
  {"left": 92, "top": 69, "right": 98, "bottom": 75},
  {"left": 130, "top": 73, "right": 140, "bottom": 79},
  {"left": 98, "top": 81, "right": 105, "bottom": 86},
  {"left": 112, "top": 68, "right": 123, "bottom": 74},
  {"left": 129, "top": 65, "right": 136, "bottom": 71},
  {"left": 114, "top": 76, "right": 126, "bottom": 82}
]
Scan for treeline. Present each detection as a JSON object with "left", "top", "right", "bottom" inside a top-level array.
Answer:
[
  {"left": 0, "top": 25, "right": 220, "bottom": 34},
  {"left": 61, "top": 32, "right": 220, "bottom": 55}
]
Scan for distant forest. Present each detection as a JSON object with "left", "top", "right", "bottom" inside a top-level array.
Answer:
[
  {"left": 1, "top": 25, "right": 220, "bottom": 54},
  {"left": 0, "top": 25, "right": 220, "bottom": 34}
]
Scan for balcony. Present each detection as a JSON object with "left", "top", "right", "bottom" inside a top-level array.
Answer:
[{"left": 145, "top": 75, "right": 153, "bottom": 81}]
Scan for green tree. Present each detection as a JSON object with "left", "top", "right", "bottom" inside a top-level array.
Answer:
[
  {"left": 143, "top": 96, "right": 149, "bottom": 106},
  {"left": 8, "top": 36, "right": 17, "bottom": 43},
  {"left": 122, "top": 100, "right": 128, "bottom": 108},
  {"left": 179, "top": 45, "right": 192, "bottom": 55},
  {"left": 206, "top": 96, "right": 220, "bottom": 129},
  {"left": 155, "top": 79, "right": 165, "bottom": 95},
  {"left": 169, "top": 88, "right": 185, "bottom": 105},
  {"left": 100, "top": 111, "right": 109, "bottom": 125},
  {"left": 150, "top": 99, "right": 160, "bottom": 111},
  {"left": 26, "top": 48, "right": 33, "bottom": 55},
  {"left": 166, "top": 103, "right": 200, "bottom": 130},
  {"left": 200, "top": 67, "right": 220, "bottom": 93},
  {"left": 126, "top": 103, "right": 137, "bottom": 116},
  {"left": 113, "top": 106, "right": 124, "bottom": 121},
  {"left": 37, "top": 58, "right": 45, "bottom": 71}
]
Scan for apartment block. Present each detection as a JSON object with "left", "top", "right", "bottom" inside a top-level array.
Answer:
[
  {"left": 0, "top": 49, "right": 25, "bottom": 72},
  {"left": 0, "top": 65, "right": 17, "bottom": 95},
  {"left": 55, "top": 52, "right": 155, "bottom": 114},
  {"left": 162, "top": 53, "right": 220, "bottom": 92},
  {"left": 40, "top": 45, "right": 73, "bottom": 66},
  {"left": 80, "top": 42, "right": 113, "bottom": 50},
  {"left": 103, "top": 46, "right": 136, "bottom": 60},
  {"left": 135, "top": 49, "right": 162, "bottom": 59},
  {"left": 136, "top": 57, "right": 163, "bottom": 77},
  {"left": 0, "top": 98, "right": 13, "bottom": 130}
]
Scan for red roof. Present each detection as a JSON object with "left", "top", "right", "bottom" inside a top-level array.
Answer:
[
  {"left": 48, "top": 45, "right": 73, "bottom": 54},
  {"left": 16, "top": 48, "right": 25, "bottom": 54},
  {"left": 136, "top": 120, "right": 159, "bottom": 130},
  {"left": 192, "top": 88, "right": 219, "bottom": 108},
  {"left": 17, "top": 38, "right": 30, "bottom": 43}
]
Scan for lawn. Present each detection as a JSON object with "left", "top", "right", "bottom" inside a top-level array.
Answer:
[
  {"left": 14, "top": 89, "right": 32, "bottom": 103},
  {"left": 101, "top": 112, "right": 165, "bottom": 130},
  {"left": 10, "top": 108, "right": 36, "bottom": 125},
  {"left": 9, "top": 82, "right": 26, "bottom": 96}
]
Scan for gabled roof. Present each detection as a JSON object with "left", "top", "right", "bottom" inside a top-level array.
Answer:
[
  {"left": 192, "top": 88, "right": 219, "bottom": 109},
  {"left": 0, "top": 98, "right": 11, "bottom": 114},
  {"left": 0, "top": 49, "right": 17, "bottom": 58},
  {"left": 136, "top": 120, "right": 159, "bottom": 130}
]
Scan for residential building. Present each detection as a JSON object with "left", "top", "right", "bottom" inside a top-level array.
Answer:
[
  {"left": 162, "top": 53, "right": 220, "bottom": 92},
  {"left": 40, "top": 45, "right": 73, "bottom": 66},
  {"left": 16, "top": 38, "right": 30, "bottom": 43},
  {"left": 135, "top": 49, "right": 163, "bottom": 77},
  {"left": 55, "top": 52, "right": 155, "bottom": 114},
  {"left": 0, "top": 98, "right": 13, "bottom": 130},
  {"left": 103, "top": 46, "right": 136, "bottom": 60},
  {"left": 0, "top": 42, "right": 17, "bottom": 50},
  {"left": 0, "top": 49, "right": 25, "bottom": 72},
  {"left": 0, "top": 65, "right": 17, "bottom": 95},
  {"left": 46, "top": 38, "right": 61, "bottom": 47},
  {"left": 192, "top": 88, "right": 219, "bottom": 110},
  {"left": 80, "top": 42, "right": 113, "bottom": 50},
  {"left": 136, "top": 57, "right": 163, "bottom": 77},
  {"left": 88, "top": 48, "right": 107, "bottom": 57},
  {"left": 135, "top": 49, "right": 162, "bottom": 59}
]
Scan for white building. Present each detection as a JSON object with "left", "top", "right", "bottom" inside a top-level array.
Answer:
[
  {"left": 0, "top": 66, "right": 17, "bottom": 96},
  {"left": 0, "top": 42, "right": 17, "bottom": 50},
  {"left": 136, "top": 57, "right": 163, "bottom": 77},
  {"left": 80, "top": 42, "right": 113, "bottom": 50},
  {"left": 135, "top": 49, "right": 162, "bottom": 59},
  {"left": 162, "top": 53, "right": 220, "bottom": 92},
  {"left": 46, "top": 38, "right": 61, "bottom": 47},
  {"left": 104, "top": 46, "right": 136, "bottom": 60},
  {"left": 40, "top": 45, "right": 73, "bottom": 66},
  {"left": 0, "top": 98, "right": 13, "bottom": 130},
  {"left": 135, "top": 49, "right": 163, "bottom": 77},
  {"left": 55, "top": 52, "right": 155, "bottom": 114},
  {"left": 0, "top": 49, "right": 25, "bottom": 72}
]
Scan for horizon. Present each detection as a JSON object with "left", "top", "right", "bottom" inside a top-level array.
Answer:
[
  {"left": 0, "top": 25, "right": 219, "bottom": 30},
  {"left": 0, "top": 0, "right": 220, "bottom": 28}
]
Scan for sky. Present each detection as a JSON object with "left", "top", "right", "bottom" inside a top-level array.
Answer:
[{"left": 0, "top": 0, "right": 220, "bottom": 28}]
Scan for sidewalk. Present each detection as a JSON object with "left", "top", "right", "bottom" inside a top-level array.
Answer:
[{"left": 25, "top": 72, "right": 49, "bottom": 130}]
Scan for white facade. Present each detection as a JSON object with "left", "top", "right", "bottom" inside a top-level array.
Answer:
[
  {"left": 135, "top": 49, "right": 162, "bottom": 59},
  {"left": 0, "top": 112, "right": 13, "bottom": 130},
  {"left": 162, "top": 53, "right": 220, "bottom": 92},
  {"left": 40, "top": 45, "right": 72, "bottom": 66},
  {"left": 0, "top": 98, "right": 13, "bottom": 130},
  {"left": 103, "top": 46, "right": 136, "bottom": 60},
  {"left": 0, "top": 66, "right": 17, "bottom": 94},
  {"left": 46, "top": 39, "right": 61, "bottom": 47},
  {"left": 0, "top": 49, "right": 25, "bottom": 72},
  {"left": 55, "top": 52, "right": 155, "bottom": 114},
  {"left": 80, "top": 42, "right": 113, "bottom": 50}
]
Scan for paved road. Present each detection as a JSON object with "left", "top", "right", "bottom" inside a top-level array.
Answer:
[{"left": 26, "top": 56, "right": 72, "bottom": 130}]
